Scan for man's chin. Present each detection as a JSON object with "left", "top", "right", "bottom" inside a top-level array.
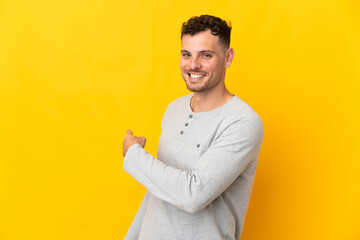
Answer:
[
  {"left": 183, "top": 77, "right": 207, "bottom": 92},
  {"left": 186, "top": 84, "right": 205, "bottom": 92}
]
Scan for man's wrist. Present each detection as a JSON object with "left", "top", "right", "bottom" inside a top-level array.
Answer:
[{"left": 124, "top": 143, "right": 142, "bottom": 157}]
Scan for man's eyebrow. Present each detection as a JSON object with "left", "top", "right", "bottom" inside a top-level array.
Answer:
[
  {"left": 199, "top": 50, "right": 216, "bottom": 54},
  {"left": 180, "top": 50, "right": 216, "bottom": 54}
]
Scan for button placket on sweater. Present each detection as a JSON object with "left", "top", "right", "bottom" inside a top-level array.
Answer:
[
  {"left": 179, "top": 113, "right": 200, "bottom": 149},
  {"left": 180, "top": 114, "right": 194, "bottom": 135}
]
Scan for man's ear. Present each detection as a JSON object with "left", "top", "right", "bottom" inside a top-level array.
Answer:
[{"left": 225, "top": 48, "right": 235, "bottom": 68}]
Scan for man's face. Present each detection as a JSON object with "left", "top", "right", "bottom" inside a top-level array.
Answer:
[{"left": 180, "top": 30, "right": 232, "bottom": 93}]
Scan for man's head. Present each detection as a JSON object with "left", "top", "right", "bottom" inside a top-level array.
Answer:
[
  {"left": 181, "top": 15, "right": 232, "bottom": 50},
  {"left": 180, "top": 15, "right": 234, "bottom": 93}
]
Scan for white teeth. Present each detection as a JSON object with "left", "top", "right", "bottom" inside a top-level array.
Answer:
[{"left": 190, "top": 74, "right": 205, "bottom": 78}]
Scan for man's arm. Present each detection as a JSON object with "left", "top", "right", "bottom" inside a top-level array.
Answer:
[{"left": 123, "top": 117, "right": 264, "bottom": 213}]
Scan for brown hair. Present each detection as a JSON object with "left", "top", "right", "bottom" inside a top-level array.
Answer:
[{"left": 181, "top": 15, "right": 232, "bottom": 48}]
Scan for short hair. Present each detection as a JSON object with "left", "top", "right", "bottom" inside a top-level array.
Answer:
[{"left": 181, "top": 15, "right": 232, "bottom": 49}]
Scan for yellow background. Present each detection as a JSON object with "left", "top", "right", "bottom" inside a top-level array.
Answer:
[{"left": 1, "top": 0, "right": 359, "bottom": 239}]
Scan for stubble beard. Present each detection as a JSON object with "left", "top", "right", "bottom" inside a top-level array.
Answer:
[
  {"left": 185, "top": 80, "right": 210, "bottom": 92},
  {"left": 183, "top": 74, "right": 224, "bottom": 93},
  {"left": 182, "top": 72, "right": 212, "bottom": 93}
]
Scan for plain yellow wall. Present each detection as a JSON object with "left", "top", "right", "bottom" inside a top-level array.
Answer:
[{"left": 1, "top": 0, "right": 359, "bottom": 239}]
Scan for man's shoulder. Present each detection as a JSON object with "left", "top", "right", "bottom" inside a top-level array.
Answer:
[
  {"left": 218, "top": 96, "right": 264, "bottom": 132},
  {"left": 223, "top": 96, "right": 261, "bottom": 119},
  {"left": 215, "top": 96, "right": 264, "bottom": 143}
]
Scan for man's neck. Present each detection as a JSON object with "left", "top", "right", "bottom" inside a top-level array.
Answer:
[{"left": 191, "top": 89, "right": 233, "bottom": 113}]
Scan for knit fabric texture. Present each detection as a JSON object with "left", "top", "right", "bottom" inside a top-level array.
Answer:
[{"left": 124, "top": 94, "right": 264, "bottom": 240}]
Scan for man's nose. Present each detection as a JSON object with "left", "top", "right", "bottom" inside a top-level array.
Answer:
[{"left": 190, "top": 57, "right": 201, "bottom": 70}]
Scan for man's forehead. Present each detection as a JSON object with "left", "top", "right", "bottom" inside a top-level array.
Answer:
[{"left": 181, "top": 33, "right": 227, "bottom": 54}]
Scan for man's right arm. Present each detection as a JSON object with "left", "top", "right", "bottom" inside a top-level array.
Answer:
[{"left": 123, "top": 116, "right": 264, "bottom": 213}]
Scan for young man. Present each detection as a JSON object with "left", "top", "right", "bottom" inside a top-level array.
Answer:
[{"left": 122, "top": 15, "right": 264, "bottom": 240}]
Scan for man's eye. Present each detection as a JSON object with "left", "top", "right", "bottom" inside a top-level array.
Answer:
[
  {"left": 182, "top": 53, "right": 190, "bottom": 57},
  {"left": 203, "top": 54, "right": 212, "bottom": 58}
]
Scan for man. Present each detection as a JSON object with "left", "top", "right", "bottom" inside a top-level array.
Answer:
[{"left": 122, "top": 15, "right": 264, "bottom": 240}]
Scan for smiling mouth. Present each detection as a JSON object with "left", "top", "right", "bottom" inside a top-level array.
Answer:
[{"left": 188, "top": 73, "right": 206, "bottom": 78}]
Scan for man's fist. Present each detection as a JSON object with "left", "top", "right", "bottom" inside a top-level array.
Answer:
[{"left": 123, "top": 129, "right": 146, "bottom": 156}]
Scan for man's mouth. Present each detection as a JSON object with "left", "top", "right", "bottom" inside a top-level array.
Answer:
[{"left": 188, "top": 73, "right": 206, "bottom": 78}]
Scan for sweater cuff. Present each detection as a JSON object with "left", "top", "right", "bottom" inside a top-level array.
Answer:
[{"left": 123, "top": 143, "right": 142, "bottom": 171}]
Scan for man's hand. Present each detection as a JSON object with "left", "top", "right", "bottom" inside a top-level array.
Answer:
[{"left": 123, "top": 129, "right": 146, "bottom": 156}]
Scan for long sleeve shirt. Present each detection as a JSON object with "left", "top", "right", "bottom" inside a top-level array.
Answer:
[{"left": 124, "top": 94, "right": 264, "bottom": 240}]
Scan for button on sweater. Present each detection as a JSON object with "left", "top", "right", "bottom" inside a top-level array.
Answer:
[{"left": 124, "top": 94, "right": 264, "bottom": 240}]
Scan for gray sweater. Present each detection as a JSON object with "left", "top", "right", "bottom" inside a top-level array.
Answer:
[{"left": 124, "top": 94, "right": 264, "bottom": 240}]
